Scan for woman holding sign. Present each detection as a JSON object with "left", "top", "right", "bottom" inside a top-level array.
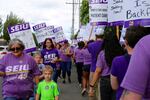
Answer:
[
  {"left": 61, "top": 40, "right": 73, "bottom": 83},
  {"left": 0, "top": 38, "right": 40, "bottom": 100}
]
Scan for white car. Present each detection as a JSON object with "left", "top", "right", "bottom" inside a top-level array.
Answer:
[{"left": 0, "top": 46, "right": 9, "bottom": 59}]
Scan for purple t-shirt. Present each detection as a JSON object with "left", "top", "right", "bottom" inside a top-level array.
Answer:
[
  {"left": 56, "top": 49, "right": 62, "bottom": 68},
  {"left": 121, "top": 35, "right": 150, "bottom": 99},
  {"left": 0, "top": 53, "right": 40, "bottom": 98},
  {"left": 74, "top": 48, "right": 84, "bottom": 63},
  {"left": 88, "top": 40, "right": 103, "bottom": 72},
  {"left": 60, "top": 47, "right": 72, "bottom": 62},
  {"left": 82, "top": 48, "right": 92, "bottom": 65},
  {"left": 111, "top": 54, "right": 131, "bottom": 100},
  {"left": 96, "top": 51, "right": 111, "bottom": 76},
  {"left": 41, "top": 48, "right": 59, "bottom": 68},
  {"left": 57, "top": 49, "right": 63, "bottom": 59}
]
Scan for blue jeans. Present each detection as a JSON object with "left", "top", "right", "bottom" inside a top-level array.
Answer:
[
  {"left": 61, "top": 61, "right": 72, "bottom": 79},
  {"left": 4, "top": 97, "right": 28, "bottom": 100},
  {"left": 52, "top": 69, "right": 58, "bottom": 83},
  {"left": 29, "top": 97, "right": 34, "bottom": 100}
]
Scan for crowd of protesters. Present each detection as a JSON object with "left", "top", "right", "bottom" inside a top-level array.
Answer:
[{"left": 0, "top": 25, "right": 150, "bottom": 100}]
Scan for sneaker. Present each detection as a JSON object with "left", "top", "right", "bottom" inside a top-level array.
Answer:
[{"left": 81, "top": 89, "right": 86, "bottom": 96}]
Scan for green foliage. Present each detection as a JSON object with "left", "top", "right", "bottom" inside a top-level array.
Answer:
[
  {"left": 3, "top": 12, "right": 24, "bottom": 41},
  {"left": 74, "top": 33, "right": 78, "bottom": 39},
  {"left": 70, "top": 30, "right": 79, "bottom": 40},
  {"left": 0, "top": 18, "right": 2, "bottom": 34},
  {"left": 80, "top": 0, "right": 89, "bottom": 25},
  {"left": 70, "top": 33, "right": 75, "bottom": 40}
]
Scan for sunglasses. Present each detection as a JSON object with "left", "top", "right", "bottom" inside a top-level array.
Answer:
[{"left": 10, "top": 47, "right": 22, "bottom": 51}]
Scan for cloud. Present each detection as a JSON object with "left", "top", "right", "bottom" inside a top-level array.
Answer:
[
  {"left": 30, "top": 0, "right": 64, "bottom": 10},
  {"left": 0, "top": 0, "right": 79, "bottom": 40}
]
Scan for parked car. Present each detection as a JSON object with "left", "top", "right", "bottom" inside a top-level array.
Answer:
[{"left": 0, "top": 46, "right": 9, "bottom": 59}]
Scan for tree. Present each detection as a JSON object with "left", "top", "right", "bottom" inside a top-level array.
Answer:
[
  {"left": 80, "top": 0, "right": 89, "bottom": 25},
  {"left": 71, "top": 31, "right": 78, "bottom": 40},
  {"left": 3, "top": 12, "right": 24, "bottom": 41},
  {"left": 70, "top": 0, "right": 89, "bottom": 40},
  {"left": 0, "top": 18, "right": 2, "bottom": 35}
]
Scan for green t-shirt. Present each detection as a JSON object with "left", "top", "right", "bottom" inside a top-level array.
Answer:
[{"left": 37, "top": 80, "right": 59, "bottom": 100}]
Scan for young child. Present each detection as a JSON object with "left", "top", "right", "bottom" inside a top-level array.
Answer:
[
  {"left": 33, "top": 52, "right": 45, "bottom": 73},
  {"left": 29, "top": 52, "right": 45, "bottom": 100},
  {"left": 36, "top": 65, "right": 59, "bottom": 100}
]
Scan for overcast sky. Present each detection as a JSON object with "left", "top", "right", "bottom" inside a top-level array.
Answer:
[{"left": 0, "top": 0, "right": 80, "bottom": 39}]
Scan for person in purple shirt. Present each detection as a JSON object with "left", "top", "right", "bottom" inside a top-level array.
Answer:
[
  {"left": 89, "top": 26, "right": 124, "bottom": 100},
  {"left": 111, "top": 26, "right": 149, "bottom": 100},
  {"left": 74, "top": 41, "right": 85, "bottom": 86},
  {"left": 120, "top": 36, "right": 150, "bottom": 99},
  {"left": 87, "top": 32, "right": 103, "bottom": 88},
  {"left": 81, "top": 40, "right": 93, "bottom": 95},
  {"left": 56, "top": 43, "right": 62, "bottom": 79},
  {"left": 60, "top": 40, "right": 73, "bottom": 83},
  {"left": 88, "top": 35, "right": 103, "bottom": 72},
  {"left": 0, "top": 38, "right": 40, "bottom": 100},
  {"left": 41, "top": 38, "right": 59, "bottom": 82}
]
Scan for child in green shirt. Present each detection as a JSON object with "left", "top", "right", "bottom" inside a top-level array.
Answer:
[{"left": 36, "top": 65, "right": 59, "bottom": 100}]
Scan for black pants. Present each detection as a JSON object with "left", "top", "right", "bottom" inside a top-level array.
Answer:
[
  {"left": 75, "top": 62, "right": 83, "bottom": 84},
  {"left": 100, "top": 76, "right": 116, "bottom": 100}
]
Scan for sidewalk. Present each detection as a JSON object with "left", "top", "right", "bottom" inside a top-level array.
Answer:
[{"left": 58, "top": 65, "right": 97, "bottom": 100}]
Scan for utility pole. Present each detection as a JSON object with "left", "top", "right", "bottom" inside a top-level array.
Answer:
[
  {"left": 66, "top": 0, "right": 81, "bottom": 36},
  {"left": 72, "top": 0, "right": 75, "bottom": 35},
  {"left": 79, "top": 0, "right": 81, "bottom": 29}
]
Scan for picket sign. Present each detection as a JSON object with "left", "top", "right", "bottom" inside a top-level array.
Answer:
[
  {"left": 8, "top": 23, "right": 36, "bottom": 52},
  {"left": 89, "top": 0, "right": 108, "bottom": 26},
  {"left": 35, "top": 26, "right": 55, "bottom": 44},
  {"left": 53, "top": 27, "right": 66, "bottom": 43},
  {"left": 124, "top": 0, "right": 150, "bottom": 27}
]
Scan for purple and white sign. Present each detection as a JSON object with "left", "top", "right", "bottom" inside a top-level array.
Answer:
[
  {"left": 108, "top": 0, "right": 124, "bottom": 26},
  {"left": 8, "top": 23, "right": 36, "bottom": 52},
  {"left": 92, "top": 25, "right": 105, "bottom": 35},
  {"left": 33, "top": 25, "right": 55, "bottom": 43},
  {"left": 32, "top": 23, "right": 46, "bottom": 31},
  {"left": 124, "top": 0, "right": 150, "bottom": 27},
  {"left": 53, "top": 27, "right": 63, "bottom": 33},
  {"left": 53, "top": 27, "right": 66, "bottom": 43},
  {"left": 89, "top": 0, "right": 108, "bottom": 26},
  {"left": 77, "top": 37, "right": 83, "bottom": 42},
  {"left": 8, "top": 23, "right": 30, "bottom": 34}
]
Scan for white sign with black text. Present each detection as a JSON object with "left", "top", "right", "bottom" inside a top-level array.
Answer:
[{"left": 89, "top": 0, "right": 108, "bottom": 25}]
